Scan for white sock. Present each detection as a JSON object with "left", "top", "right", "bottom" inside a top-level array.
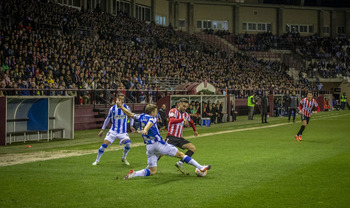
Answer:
[
  {"left": 133, "top": 169, "right": 151, "bottom": 177},
  {"left": 183, "top": 155, "right": 203, "bottom": 170}
]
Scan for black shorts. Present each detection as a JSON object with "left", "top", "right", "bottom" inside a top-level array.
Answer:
[
  {"left": 166, "top": 136, "right": 191, "bottom": 149},
  {"left": 301, "top": 114, "right": 310, "bottom": 124}
]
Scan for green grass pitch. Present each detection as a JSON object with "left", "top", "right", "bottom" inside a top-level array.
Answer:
[{"left": 1, "top": 111, "right": 350, "bottom": 208}]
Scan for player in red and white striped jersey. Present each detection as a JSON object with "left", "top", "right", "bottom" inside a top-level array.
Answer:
[
  {"left": 166, "top": 98, "right": 198, "bottom": 174},
  {"left": 295, "top": 92, "right": 320, "bottom": 141}
]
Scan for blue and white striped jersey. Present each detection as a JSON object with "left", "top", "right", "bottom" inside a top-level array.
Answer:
[
  {"left": 134, "top": 113, "right": 162, "bottom": 144},
  {"left": 102, "top": 104, "right": 133, "bottom": 133}
]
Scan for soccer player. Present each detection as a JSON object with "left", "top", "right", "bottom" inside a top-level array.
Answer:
[
  {"left": 92, "top": 93, "right": 135, "bottom": 166},
  {"left": 115, "top": 101, "right": 211, "bottom": 180},
  {"left": 295, "top": 92, "right": 320, "bottom": 141},
  {"left": 166, "top": 98, "right": 198, "bottom": 174}
]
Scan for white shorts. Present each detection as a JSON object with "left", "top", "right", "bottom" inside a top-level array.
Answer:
[
  {"left": 104, "top": 130, "right": 130, "bottom": 145},
  {"left": 146, "top": 141, "right": 178, "bottom": 168}
]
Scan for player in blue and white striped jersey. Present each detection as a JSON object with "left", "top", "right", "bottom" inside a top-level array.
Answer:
[
  {"left": 92, "top": 93, "right": 135, "bottom": 166},
  {"left": 115, "top": 101, "right": 211, "bottom": 180}
]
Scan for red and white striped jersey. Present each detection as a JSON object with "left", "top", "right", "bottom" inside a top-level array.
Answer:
[
  {"left": 167, "top": 108, "right": 191, "bottom": 138},
  {"left": 299, "top": 98, "right": 319, "bottom": 117}
]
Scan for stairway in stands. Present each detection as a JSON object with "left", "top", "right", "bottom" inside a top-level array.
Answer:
[{"left": 147, "top": 76, "right": 182, "bottom": 90}]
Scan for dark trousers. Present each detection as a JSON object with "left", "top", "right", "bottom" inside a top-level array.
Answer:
[
  {"left": 341, "top": 102, "right": 350, "bottom": 110},
  {"left": 288, "top": 108, "right": 297, "bottom": 121},
  {"left": 261, "top": 113, "right": 267, "bottom": 123}
]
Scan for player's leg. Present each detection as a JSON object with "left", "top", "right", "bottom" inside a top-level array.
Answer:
[
  {"left": 120, "top": 135, "right": 131, "bottom": 165},
  {"left": 175, "top": 150, "right": 211, "bottom": 172},
  {"left": 93, "top": 132, "right": 114, "bottom": 165},
  {"left": 295, "top": 116, "right": 306, "bottom": 141},
  {"left": 175, "top": 142, "right": 196, "bottom": 173},
  {"left": 296, "top": 119, "right": 307, "bottom": 140},
  {"left": 182, "top": 143, "right": 196, "bottom": 156},
  {"left": 159, "top": 141, "right": 211, "bottom": 172},
  {"left": 124, "top": 145, "right": 157, "bottom": 180}
]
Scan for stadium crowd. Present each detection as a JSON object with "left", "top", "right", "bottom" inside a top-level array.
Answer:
[
  {"left": 0, "top": 0, "right": 348, "bottom": 104},
  {"left": 224, "top": 30, "right": 350, "bottom": 78}
]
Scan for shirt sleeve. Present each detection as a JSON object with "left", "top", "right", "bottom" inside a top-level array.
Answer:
[
  {"left": 168, "top": 109, "right": 176, "bottom": 118},
  {"left": 101, "top": 107, "right": 113, "bottom": 130},
  {"left": 148, "top": 117, "right": 157, "bottom": 125},
  {"left": 133, "top": 114, "right": 141, "bottom": 120}
]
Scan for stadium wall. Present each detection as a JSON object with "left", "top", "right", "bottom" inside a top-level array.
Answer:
[
  {"left": 0, "top": 97, "right": 6, "bottom": 146},
  {"left": 239, "top": 7, "right": 277, "bottom": 34},
  {"left": 154, "top": 0, "right": 169, "bottom": 21},
  {"left": 58, "top": 0, "right": 350, "bottom": 37},
  {"left": 136, "top": 0, "right": 151, "bottom": 7}
]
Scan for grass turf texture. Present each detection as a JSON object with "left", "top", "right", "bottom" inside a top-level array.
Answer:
[{"left": 0, "top": 111, "right": 349, "bottom": 207}]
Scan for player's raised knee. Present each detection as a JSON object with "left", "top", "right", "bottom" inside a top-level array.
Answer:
[{"left": 189, "top": 145, "right": 197, "bottom": 152}]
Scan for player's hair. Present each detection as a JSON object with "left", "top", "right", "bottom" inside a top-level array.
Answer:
[
  {"left": 145, "top": 104, "right": 157, "bottom": 114},
  {"left": 178, "top": 98, "right": 189, "bottom": 103},
  {"left": 306, "top": 91, "right": 314, "bottom": 96}
]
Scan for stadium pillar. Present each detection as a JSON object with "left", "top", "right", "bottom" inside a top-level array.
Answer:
[
  {"left": 130, "top": 0, "right": 135, "bottom": 18},
  {"left": 277, "top": 7, "right": 284, "bottom": 36},
  {"left": 318, "top": 10, "right": 324, "bottom": 37},
  {"left": 151, "top": 0, "right": 155, "bottom": 23},
  {"left": 330, "top": 10, "right": 337, "bottom": 38},
  {"left": 174, "top": 2, "right": 179, "bottom": 28},
  {"left": 169, "top": 0, "right": 174, "bottom": 26},
  {"left": 233, "top": 5, "right": 239, "bottom": 35},
  {"left": 83, "top": 0, "right": 87, "bottom": 11},
  {"left": 187, "top": 3, "right": 194, "bottom": 34},
  {"left": 345, "top": 11, "right": 350, "bottom": 38},
  {"left": 109, "top": 0, "right": 114, "bottom": 14}
]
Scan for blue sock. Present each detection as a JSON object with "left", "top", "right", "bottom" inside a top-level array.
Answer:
[
  {"left": 122, "top": 140, "right": 131, "bottom": 159},
  {"left": 96, "top": 143, "right": 108, "bottom": 162}
]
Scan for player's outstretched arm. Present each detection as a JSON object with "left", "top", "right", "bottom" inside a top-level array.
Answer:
[
  {"left": 99, "top": 108, "right": 112, "bottom": 137},
  {"left": 140, "top": 121, "right": 153, "bottom": 135},
  {"left": 116, "top": 100, "right": 135, "bottom": 117}
]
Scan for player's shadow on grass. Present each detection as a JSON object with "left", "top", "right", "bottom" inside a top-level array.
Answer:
[
  {"left": 151, "top": 173, "right": 214, "bottom": 186},
  {"left": 300, "top": 140, "right": 336, "bottom": 144}
]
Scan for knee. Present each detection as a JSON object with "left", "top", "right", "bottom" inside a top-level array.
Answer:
[
  {"left": 302, "top": 123, "right": 307, "bottom": 127},
  {"left": 149, "top": 168, "right": 157, "bottom": 175},
  {"left": 189, "top": 145, "right": 196, "bottom": 152},
  {"left": 124, "top": 140, "right": 131, "bottom": 149},
  {"left": 176, "top": 150, "right": 185, "bottom": 158}
]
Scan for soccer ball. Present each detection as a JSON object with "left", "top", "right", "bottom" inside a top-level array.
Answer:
[{"left": 195, "top": 168, "right": 207, "bottom": 177}]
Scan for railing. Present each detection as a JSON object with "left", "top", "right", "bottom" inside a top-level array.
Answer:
[
  {"left": 0, "top": 88, "right": 189, "bottom": 105},
  {"left": 1, "top": 88, "right": 334, "bottom": 102},
  {"left": 147, "top": 77, "right": 183, "bottom": 90}
]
